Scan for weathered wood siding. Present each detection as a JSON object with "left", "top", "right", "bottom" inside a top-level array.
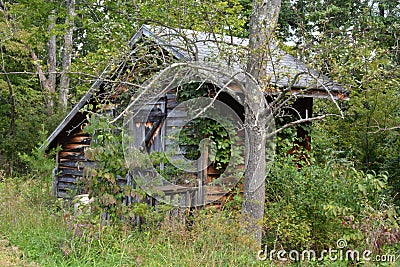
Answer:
[
  {"left": 52, "top": 90, "right": 247, "bottom": 208},
  {"left": 55, "top": 128, "right": 91, "bottom": 198}
]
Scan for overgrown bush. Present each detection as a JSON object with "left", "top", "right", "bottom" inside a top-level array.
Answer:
[
  {"left": 82, "top": 114, "right": 141, "bottom": 222},
  {"left": 264, "top": 152, "right": 399, "bottom": 255}
]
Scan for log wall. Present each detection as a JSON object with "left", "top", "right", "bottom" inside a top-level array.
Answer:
[{"left": 54, "top": 128, "right": 92, "bottom": 198}]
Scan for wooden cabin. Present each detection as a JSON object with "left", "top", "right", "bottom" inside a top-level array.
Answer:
[{"left": 45, "top": 25, "right": 347, "bottom": 207}]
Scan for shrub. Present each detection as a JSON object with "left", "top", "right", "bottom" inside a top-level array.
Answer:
[{"left": 264, "top": 153, "right": 399, "bottom": 255}]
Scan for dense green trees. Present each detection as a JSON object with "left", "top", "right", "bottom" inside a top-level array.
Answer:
[
  {"left": 277, "top": 0, "right": 400, "bottom": 202},
  {"left": 0, "top": 0, "right": 399, "bottom": 255},
  {"left": 0, "top": 0, "right": 248, "bottom": 172}
]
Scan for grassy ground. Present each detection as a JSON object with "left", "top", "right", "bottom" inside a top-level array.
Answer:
[
  {"left": 0, "top": 238, "right": 38, "bottom": 267},
  {"left": 0, "top": 178, "right": 397, "bottom": 266},
  {"left": 0, "top": 178, "right": 262, "bottom": 266}
]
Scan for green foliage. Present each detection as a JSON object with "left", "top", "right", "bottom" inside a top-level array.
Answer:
[
  {"left": 179, "top": 118, "right": 230, "bottom": 170},
  {"left": 136, "top": 0, "right": 247, "bottom": 37},
  {"left": 18, "top": 127, "right": 57, "bottom": 182},
  {"left": 176, "top": 83, "right": 243, "bottom": 172},
  {"left": 0, "top": 1, "right": 399, "bottom": 264},
  {"left": 270, "top": 6, "right": 400, "bottom": 249},
  {"left": 278, "top": 0, "right": 400, "bottom": 204},
  {"left": 311, "top": 33, "right": 400, "bottom": 201},
  {"left": 0, "top": 1, "right": 67, "bottom": 174},
  {"left": 264, "top": 152, "right": 399, "bottom": 254},
  {"left": 82, "top": 114, "right": 139, "bottom": 222}
]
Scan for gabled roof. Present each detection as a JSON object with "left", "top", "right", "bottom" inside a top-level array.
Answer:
[
  {"left": 45, "top": 24, "right": 346, "bottom": 150},
  {"left": 135, "top": 25, "right": 346, "bottom": 95}
]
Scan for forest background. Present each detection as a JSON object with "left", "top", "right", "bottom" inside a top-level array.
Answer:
[{"left": 0, "top": 0, "right": 399, "bottom": 265}]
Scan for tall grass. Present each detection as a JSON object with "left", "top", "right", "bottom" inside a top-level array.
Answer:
[
  {"left": 1, "top": 170, "right": 398, "bottom": 266},
  {"left": 0, "top": 177, "right": 260, "bottom": 266}
]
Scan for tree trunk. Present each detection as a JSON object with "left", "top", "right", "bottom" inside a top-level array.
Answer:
[
  {"left": 28, "top": 48, "right": 55, "bottom": 116},
  {"left": 242, "top": 99, "right": 268, "bottom": 245},
  {"left": 47, "top": 8, "right": 57, "bottom": 114},
  {"left": 26, "top": 6, "right": 57, "bottom": 116},
  {"left": 242, "top": 0, "right": 281, "bottom": 246},
  {"left": 59, "top": 0, "right": 75, "bottom": 110},
  {"left": 247, "top": 0, "right": 281, "bottom": 79}
]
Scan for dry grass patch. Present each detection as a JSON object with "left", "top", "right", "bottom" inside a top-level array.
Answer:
[{"left": 0, "top": 238, "right": 39, "bottom": 267}]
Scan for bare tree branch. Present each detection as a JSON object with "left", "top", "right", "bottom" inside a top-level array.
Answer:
[
  {"left": 368, "top": 119, "right": 400, "bottom": 134},
  {"left": 267, "top": 114, "right": 340, "bottom": 138},
  {"left": 26, "top": 46, "right": 54, "bottom": 115}
]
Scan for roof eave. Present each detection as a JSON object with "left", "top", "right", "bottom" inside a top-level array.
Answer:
[{"left": 43, "top": 69, "right": 110, "bottom": 150}]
